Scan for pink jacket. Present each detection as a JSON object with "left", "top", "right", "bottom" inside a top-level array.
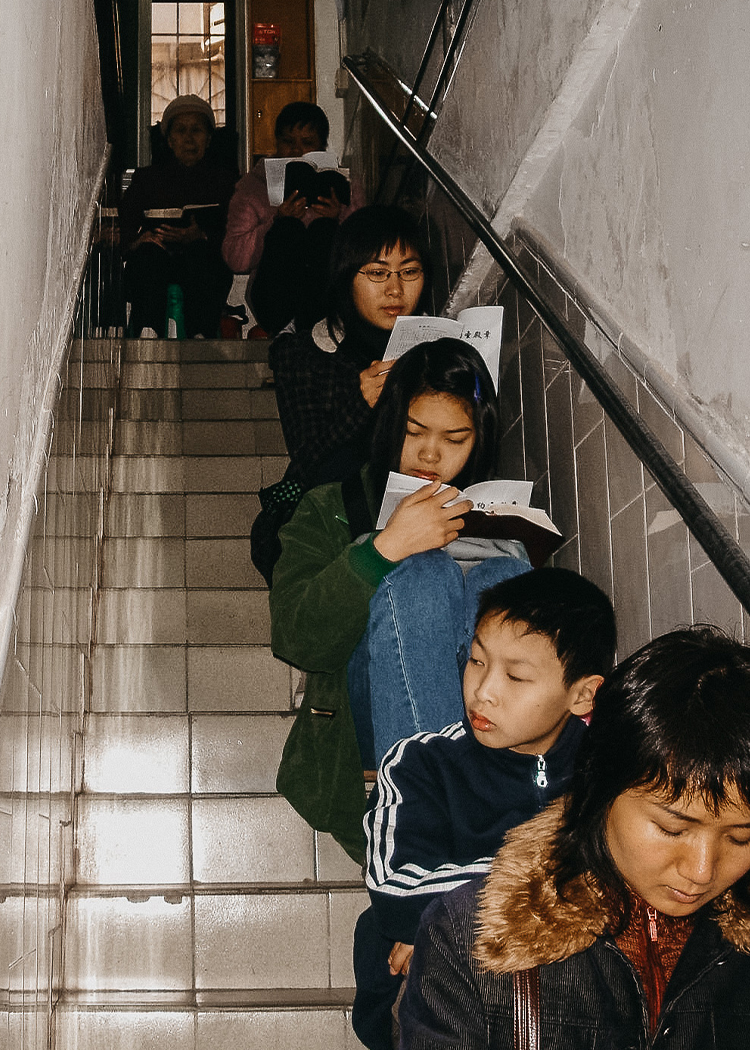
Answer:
[{"left": 221, "top": 159, "right": 363, "bottom": 279}]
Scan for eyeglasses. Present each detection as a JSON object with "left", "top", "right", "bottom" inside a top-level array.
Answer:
[{"left": 357, "top": 265, "right": 424, "bottom": 283}]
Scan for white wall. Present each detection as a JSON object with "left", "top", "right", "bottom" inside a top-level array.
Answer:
[
  {"left": 350, "top": 0, "right": 750, "bottom": 495},
  {"left": 521, "top": 0, "right": 750, "bottom": 474},
  {"left": 314, "top": 0, "right": 346, "bottom": 160},
  {"left": 0, "top": 1, "right": 108, "bottom": 661},
  {"left": 437, "top": 0, "right": 750, "bottom": 487}
]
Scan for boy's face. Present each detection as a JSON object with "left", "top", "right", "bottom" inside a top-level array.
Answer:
[{"left": 463, "top": 615, "right": 598, "bottom": 754}]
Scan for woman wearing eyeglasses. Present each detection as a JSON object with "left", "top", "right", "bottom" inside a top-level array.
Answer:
[
  {"left": 269, "top": 205, "right": 431, "bottom": 493},
  {"left": 250, "top": 206, "right": 432, "bottom": 586}
]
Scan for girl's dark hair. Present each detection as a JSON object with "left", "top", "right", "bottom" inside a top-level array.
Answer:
[
  {"left": 326, "top": 205, "right": 432, "bottom": 336},
  {"left": 369, "top": 337, "right": 499, "bottom": 496},
  {"left": 552, "top": 625, "right": 750, "bottom": 921},
  {"left": 274, "top": 102, "right": 329, "bottom": 148}
]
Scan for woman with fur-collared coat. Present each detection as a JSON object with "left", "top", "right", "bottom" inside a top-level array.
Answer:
[{"left": 400, "top": 627, "right": 750, "bottom": 1049}]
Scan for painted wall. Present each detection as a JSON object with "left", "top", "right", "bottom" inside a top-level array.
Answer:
[
  {"left": 0, "top": 1, "right": 108, "bottom": 663},
  {"left": 314, "top": 0, "right": 346, "bottom": 161},
  {"left": 519, "top": 0, "right": 750, "bottom": 477},
  {"left": 349, "top": 0, "right": 750, "bottom": 496},
  {"left": 437, "top": 0, "right": 750, "bottom": 490},
  {"left": 346, "top": 0, "right": 452, "bottom": 90}
]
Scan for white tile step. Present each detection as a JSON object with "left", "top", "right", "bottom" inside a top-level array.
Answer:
[
  {"left": 74, "top": 795, "right": 364, "bottom": 886},
  {"left": 55, "top": 1000, "right": 367, "bottom": 1050},
  {"left": 62, "top": 886, "right": 368, "bottom": 992}
]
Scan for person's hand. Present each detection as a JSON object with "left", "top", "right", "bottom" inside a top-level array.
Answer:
[
  {"left": 388, "top": 942, "right": 414, "bottom": 977},
  {"left": 277, "top": 190, "right": 308, "bottom": 220},
  {"left": 157, "top": 215, "right": 207, "bottom": 247},
  {"left": 131, "top": 228, "right": 168, "bottom": 251},
  {"left": 359, "top": 360, "right": 394, "bottom": 408},
  {"left": 373, "top": 481, "right": 472, "bottom": 562},
  {"left": 309, "top": 187, "right": 343, "bottom": 221}
]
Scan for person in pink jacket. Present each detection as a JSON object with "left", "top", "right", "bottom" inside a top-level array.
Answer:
[{"left": 222, "top": 101, "right": 363, "bottom": 334}]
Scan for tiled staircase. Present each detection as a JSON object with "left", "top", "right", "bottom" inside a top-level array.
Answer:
[{"left": 56, "top": 337, "right": 367, "bottom": 1049}]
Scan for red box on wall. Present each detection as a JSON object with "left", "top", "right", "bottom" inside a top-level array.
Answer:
[{"left": 252, "top": 23, "right": 281, "bottom": 78}]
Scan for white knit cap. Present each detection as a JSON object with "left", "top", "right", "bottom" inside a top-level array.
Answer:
[{"left": 160, "top": 95, "right": 216, "bottom": 136}]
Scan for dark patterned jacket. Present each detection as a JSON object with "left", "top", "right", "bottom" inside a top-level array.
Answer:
[
  {"left": 269, "top": 318, "right": 389, "bottom": 490},
  {"left": 119, "top": 156, "right": 236, "bottom": 254}
]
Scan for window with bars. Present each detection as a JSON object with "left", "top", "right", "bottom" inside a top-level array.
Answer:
[{"left": 151, "top": 2, "right": 227, "bottom": 127}]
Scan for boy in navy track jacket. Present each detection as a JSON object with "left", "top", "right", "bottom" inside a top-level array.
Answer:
[{"left": 352, "top": 567, "right": 617, "bottom": 1050}]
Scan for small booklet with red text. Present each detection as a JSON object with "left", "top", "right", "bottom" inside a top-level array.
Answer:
[
  {"left": 375, "top": 472, "right": 563, "bottom": 568},
  {"left": 382, "top": 305, "right": 503, "bottom": 391}
]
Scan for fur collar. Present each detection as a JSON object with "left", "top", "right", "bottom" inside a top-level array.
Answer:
[{"left": 474, "top": 799, "right": 750, "bottom": 974}]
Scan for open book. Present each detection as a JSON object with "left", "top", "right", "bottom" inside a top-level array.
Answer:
[
  {"left": 375, "top": 472, "right": 563, "bottom": 569},
  {"left": 142, "top": 203, "right": 223, "bottom": 232},
  {"left": 265, "top": 152, "right": 351, "bottom": 207},
  {"left": 382, "top": 305, "right": 504, "bottom": 391}
]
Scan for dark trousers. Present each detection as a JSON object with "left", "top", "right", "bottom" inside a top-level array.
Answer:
[
  {"left": 125, "top": 240, "right": 232, "bottom": 337},
  {"left": 353, "top": 907, "right": 403, "bottom": 1050}
]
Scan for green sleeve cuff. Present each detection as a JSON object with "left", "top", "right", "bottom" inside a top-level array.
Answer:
[{"left": 348, "top": 534, "right": 399, "bottom": 588}]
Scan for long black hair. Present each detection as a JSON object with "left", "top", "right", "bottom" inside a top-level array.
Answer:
[
  {"left": 552, "top": 625, "right": 750, "bottom": 920},
  {"left": 369, "top": 337, "right": 499, "bottom": 498},
  {"left": 326, "top": 205, "right": 432, "bottom": 338}
]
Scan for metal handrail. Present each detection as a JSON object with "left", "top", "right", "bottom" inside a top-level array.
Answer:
[
  {"left": 344, "top": 52, "right": 750, "bottom": 613},
  {"left": 402, "top": 0, "right": 454, "bottom": 131},
  {"left": 370, "top": 0, "right": 477, "bottom": 202},
  {"left": 419, "top": 0, "right": 476, "bottom": 142}
]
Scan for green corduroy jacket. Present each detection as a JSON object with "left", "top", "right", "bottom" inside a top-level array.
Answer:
[{"left": 270, "top": 466, "right": 395, "bottom": 864}]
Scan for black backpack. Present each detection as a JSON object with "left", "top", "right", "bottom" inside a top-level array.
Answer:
[{"left": 251, "top": 470, "right": 373, "bottom": 588}]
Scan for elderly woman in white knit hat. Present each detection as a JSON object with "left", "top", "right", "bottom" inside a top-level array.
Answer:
[{"left": 119, "top": 94, "right": 237, "bottom": 338}]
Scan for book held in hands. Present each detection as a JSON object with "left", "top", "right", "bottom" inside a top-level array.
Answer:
[
  {"left": 264, "top": 152, "right": 351, "bottom": 207},
  {"left": 142, "top": 203, "right": 223, "bottom": 233},
  {"left": 382, "top": 305, "right": 504, "bottom": 391},
  {"left": 375, "top": 472, "right": 563, "bottom": 569}
]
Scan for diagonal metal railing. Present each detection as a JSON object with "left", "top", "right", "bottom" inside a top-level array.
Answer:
[
  {"left": 372, "top": 0, "right": 478, "bottom": 203},
  {"left": 345, "top": 50, "right": 750, "bottom": 613}
]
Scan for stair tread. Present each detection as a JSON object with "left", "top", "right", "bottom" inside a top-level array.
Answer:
[
  {"left": 58, "top": 987, "right": 357, "bottom": 1009},
  {"left": 65, "top": 881, "right": 364, "bottom": 897},
  {"left": 57, "top": 336, "right": 368, "bottom": 1043}
]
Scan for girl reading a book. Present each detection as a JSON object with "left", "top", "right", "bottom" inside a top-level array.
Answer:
[
  {"left": 270, "top": 338, "right": 531, "bottom": 862},
  {"left": 270, "top": 204, "right": 432, "bottom": 492}
]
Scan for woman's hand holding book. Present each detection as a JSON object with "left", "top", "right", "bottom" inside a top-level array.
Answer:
[{"left": 373, "top": 481, "right": 472, "bottom": 562}]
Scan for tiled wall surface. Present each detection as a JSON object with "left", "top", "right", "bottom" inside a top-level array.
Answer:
[
  {"left": 488, "top": 232, "right": 749, "bottom": 657},
  {"left": 415, "top": 176, "right": 750, "bottom": 657},
  {"left": 0, "top": 330, "right": 118, "bottom": 1050}
]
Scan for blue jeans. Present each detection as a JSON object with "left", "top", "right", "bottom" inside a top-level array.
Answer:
[{"left": 347, "top": 550, "right": 531, "bottom": 767}]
